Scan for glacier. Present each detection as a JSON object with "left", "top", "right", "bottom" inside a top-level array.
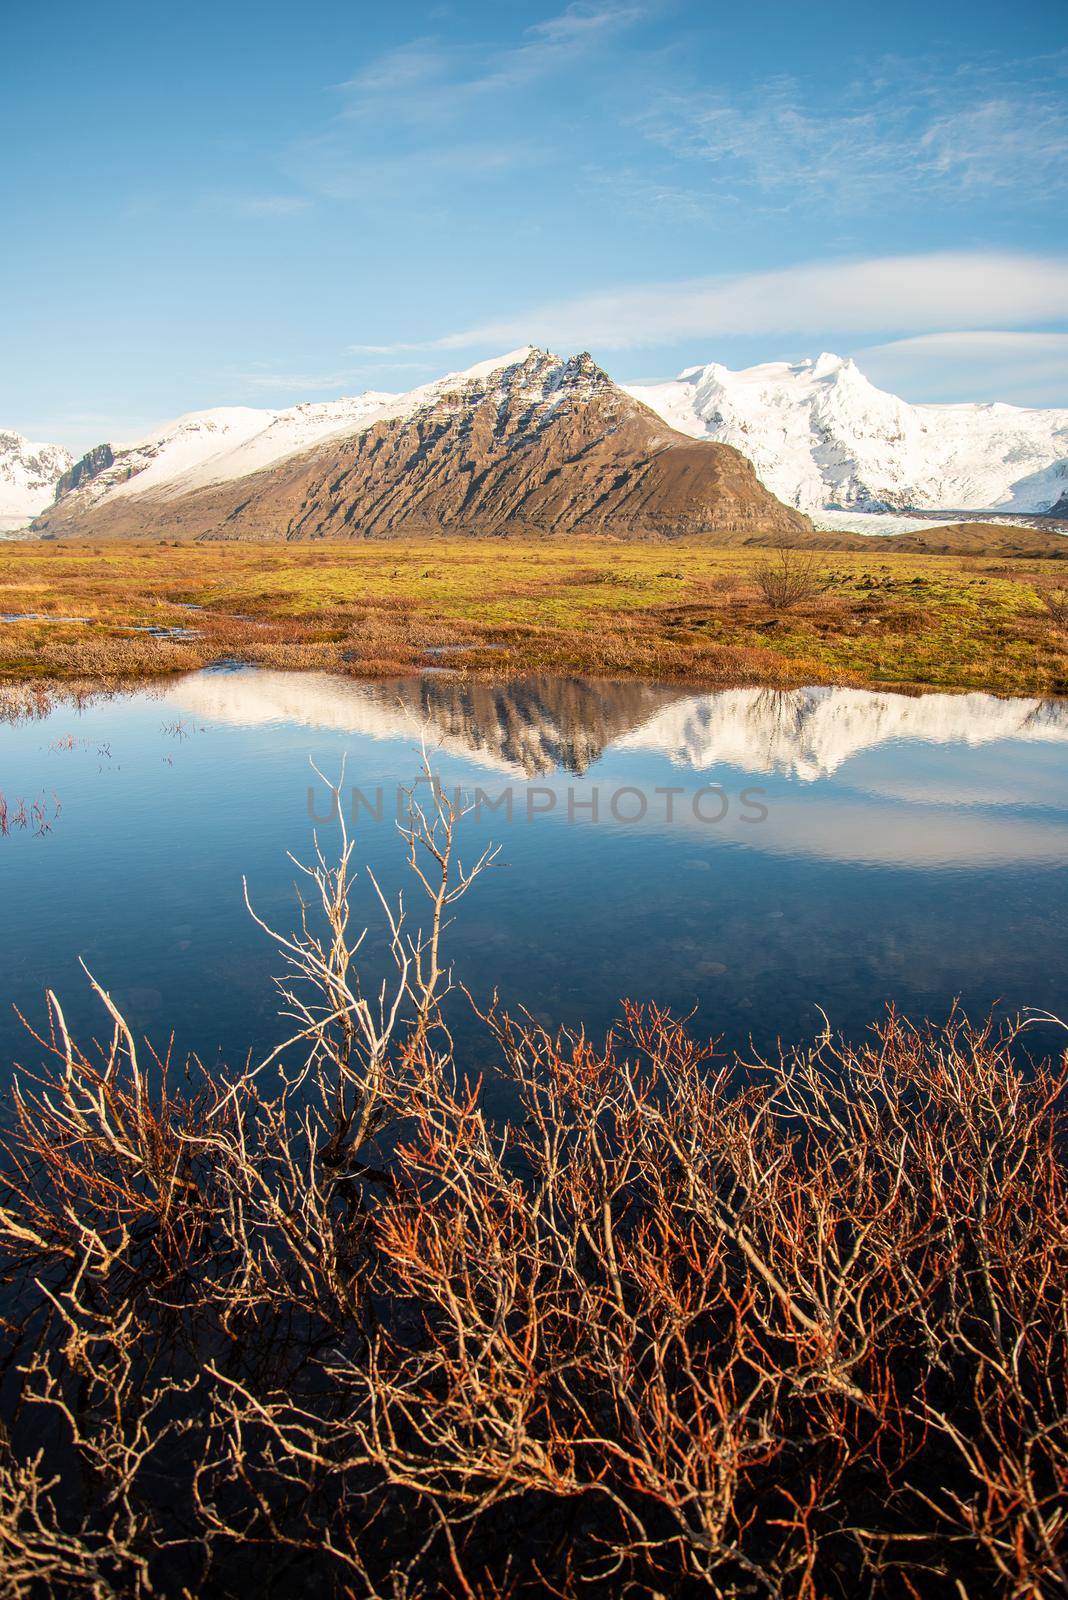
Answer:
[{"left": 625, "top": 353, "right": 1068, "bottom": 518}]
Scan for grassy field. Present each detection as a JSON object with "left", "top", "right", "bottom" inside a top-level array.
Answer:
[{"left": 1, "top": 537, "right": 1067, "bottom": 697}]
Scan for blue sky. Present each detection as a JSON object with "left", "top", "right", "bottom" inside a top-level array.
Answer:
[{"left": 3, "top": 0, "right": 1067, "bottom": 451}]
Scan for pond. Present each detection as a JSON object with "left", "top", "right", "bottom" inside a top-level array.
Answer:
[{"left": 1, "top": 666, "right": 1066, "bottom": 1083}]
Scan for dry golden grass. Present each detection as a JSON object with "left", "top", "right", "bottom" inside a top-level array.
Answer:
[{"left": 1, "top": 536, "right": 1067, "bottom": 696}]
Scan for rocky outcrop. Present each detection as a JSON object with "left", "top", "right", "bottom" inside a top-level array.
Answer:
[
  {"left": 33, "top": 351, "right": 812, "bottom": 543},
  {"left": 54, "top": 442, "right": 115, "bottom": 500}
]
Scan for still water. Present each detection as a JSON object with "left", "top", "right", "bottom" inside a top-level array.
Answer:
[{"left": 1, "top": 667, "right": 1066, "bottom": 1077}]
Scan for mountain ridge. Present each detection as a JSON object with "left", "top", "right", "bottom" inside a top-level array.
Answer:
[
  {"left": 6, "top": 346, "right": 1068, "bottom": 538},
  {"left": 32, "top": 349, "right": 812, "bottom": 543},
  {"left": 162, "top": 670, "right": 1068, "bottom": 783}
]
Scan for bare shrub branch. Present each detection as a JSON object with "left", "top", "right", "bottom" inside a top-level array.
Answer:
[
  {"left": 752, "top": 545, "right": 830, "bottom": 610},
  {"left": 1040, "top": 587, "right": 1068, "bottom": 628}
]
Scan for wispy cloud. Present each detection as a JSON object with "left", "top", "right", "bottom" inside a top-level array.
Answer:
[
  {"left": 233, "top": 360, "right": 434, "bottom": 396},
  {"left": 236, "top": 370, "right": 357, "bottom": 393},
  {"left": 918, "top": 97, "right": 1068, "bottom": 191},
  {"left": 855, "top": 331, "right": 1068, "bottom": 407},
  {"left": 285, "top": 2, "right": 650, "bottom": 200},
  {"left": 352, "top": 252, "right": 1068, "bottom": 354},
  {"left": 339, "top": 3, "right": 650, "bottom": 116},
  {"left": 580, "top": 167, "right": 711, "bottom": 222},
  {"left": 634, "top": 60, "right": 1068, "bottom": 211},
  {"left": 342, "top": 38, "right": 446, "bottom": 97},
  {"left": 285, "top": 137, "right": 541, "bottom": 203}
]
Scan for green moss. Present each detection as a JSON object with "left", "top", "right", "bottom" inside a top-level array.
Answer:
[{"left": 1, "top": 539, "right": 1065, "bottom": 697}]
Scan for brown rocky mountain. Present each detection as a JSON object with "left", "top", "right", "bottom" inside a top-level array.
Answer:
[{"left": 34, "top": 350, "right": 812, "bottom": 542}]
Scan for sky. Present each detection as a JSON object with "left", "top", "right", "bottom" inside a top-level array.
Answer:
[{"left": 3, "top": 0, "right": 1067, "bottom": 452}]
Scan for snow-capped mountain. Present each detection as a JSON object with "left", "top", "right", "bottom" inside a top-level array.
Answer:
[
  {"left": 625, "top": 354, "right": 1068, "bottom": 516},
  {"left": 49, "top": 350, "right": 541, "bottom": 516},
  {"left": 615, "top": 685, "right": 1068, "bottom": 781},
  {"left": 36, "top": 348, "right": 809, "bottom": 542},
  {"left": 18, "top": 347, "right": 1068, "bottom": 537},
  {"left": 0, "top": 431, "right": 73, "bottom": 532}
]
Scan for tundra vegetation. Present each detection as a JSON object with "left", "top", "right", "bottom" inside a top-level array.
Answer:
[
  {"left": 0, "top": 767, "right": 1066, "bottom": 1598},
  {"left": 1, "top": 538, "right": 1068, "bottom": 696}
]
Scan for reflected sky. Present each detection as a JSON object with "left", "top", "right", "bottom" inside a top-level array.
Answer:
[{"left": 1, "top": 667, "right": 1066, "bottom": 1079}]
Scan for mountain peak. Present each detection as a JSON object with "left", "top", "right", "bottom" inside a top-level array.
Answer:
[{"left": 33, "top": 346, "right": 811, "bottom": 542}]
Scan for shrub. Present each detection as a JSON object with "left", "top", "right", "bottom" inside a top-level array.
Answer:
[
  {"left": 753, "top": 546, "right": 830, "bottom": 610},
  {"left": 1040, "top": 587, "right": 1068, "bottom": 627}
]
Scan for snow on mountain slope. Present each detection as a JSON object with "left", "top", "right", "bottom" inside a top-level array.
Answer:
[
  {"left": 625, "top": 354, "right": 1068, "bottom": 515},
  {"left": 0, "top": 431, "right": 73, "bottom": 531},
  {"left": 38, "top": 346, "right": 807, "bottom": 542},
  {"left": 54, "top": 349, "right": 540, "bottom": 514},
  {"left": 36, "top": 346, "right": 1068, "bottom": 528},
  {"left": 56, "top": 401, "right": 393, "bottom": 513}
]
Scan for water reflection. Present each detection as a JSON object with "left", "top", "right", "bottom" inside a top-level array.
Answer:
[
  {"left": 162, "top": 669, "right": 1068, "bottom": 782},
  {"left": 2, "top": 667, "right": 1066, "bottom": 1071}
]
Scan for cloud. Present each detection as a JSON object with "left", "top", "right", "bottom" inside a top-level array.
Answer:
[
  {"left": 286, "top": 137, "right": 540, "bottom": 203},
  {"left": 236, "top": 370, "right": 357, "bottom": 393},
  {"left": 855, "top": 331, "right": 1068, "bottom": 407},
  {"left": 234, "top": 360, "right": 435, "bottom": 396},
  {"left": 356, "top": 252, "right": 1068, "bottom": 354},
  {"left": 918, "top": 96, "right": 1068, "bottom": 192},
  {"left": 338, "top": 2, "right": 648, "bottom": 123},
  {"left": 342, "top": 39, "right": 446, "bottom": 96},
  {"left": 634, "top": 62, "right": 1068, "bottom": 211},
  {"left": 580, "top": 167, "right": 711, "bottom": 222},
  {"left": 329, "top": 0, "right": 652, "bottom": 142},
  {"left": 280, "top": 6, "right": 652, "bottom": 205},
  {"left": 493, "top": 2, "right": 650, "bottom": 84}
]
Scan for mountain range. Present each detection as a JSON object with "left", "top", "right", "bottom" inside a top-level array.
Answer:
[
  {"left": 628, "top": 354, "right": 1068, "bottom": 517},
  {"left": 3, "top": 346, "right": 1067, "bottom": 541},
  {"left": 26, "top": 349, "right": 809, "bottom": 542},
  {"left": 160, "top": 669, "right": 1068, "bottom": 870}
]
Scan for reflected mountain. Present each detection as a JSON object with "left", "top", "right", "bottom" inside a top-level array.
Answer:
[
  {"left": 163, "top": 671, "right": 693, "bottom": 776},
  {"left": 615, "top": 686, "right": 1068, "bottom": 781},
  {"left": 162, "top": 669, "right": 1068, "bottom": 782}
]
